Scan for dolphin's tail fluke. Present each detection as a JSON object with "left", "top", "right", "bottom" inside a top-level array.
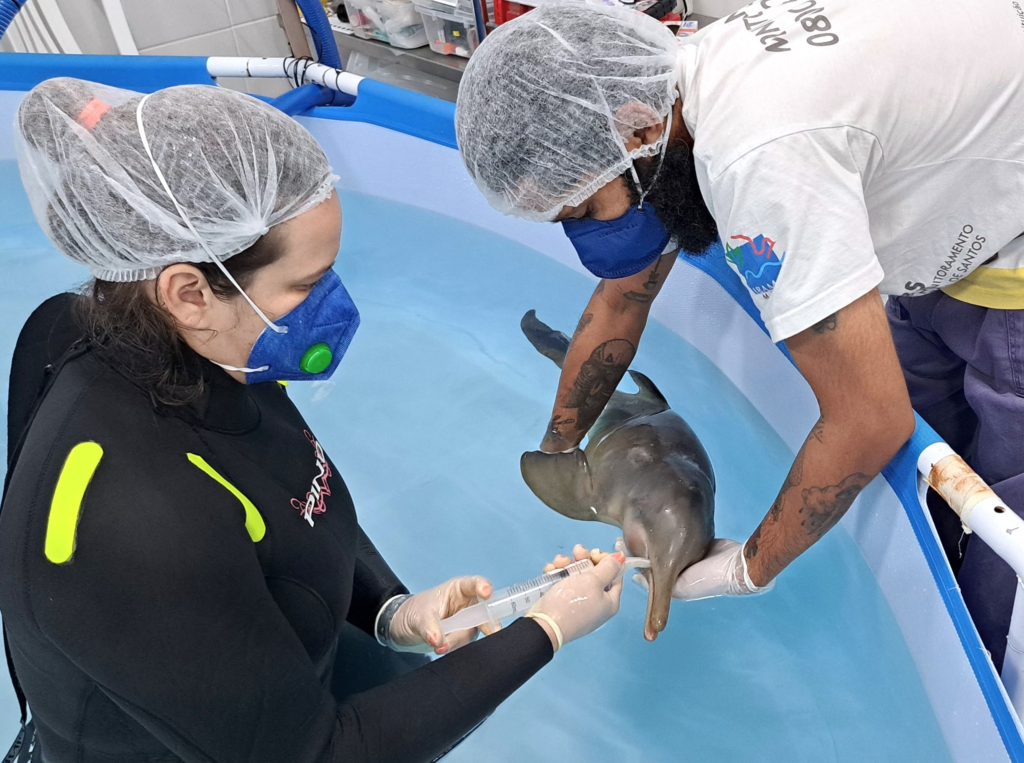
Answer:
[{"left": 521, "top": 310, "right": 570, "bottom": 369}]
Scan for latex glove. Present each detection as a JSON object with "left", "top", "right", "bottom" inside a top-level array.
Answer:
[
  {"left": 615, "top": 537, "right": 774, "bottom": 601},
  {"left": 528, "top": 549, "right": 624, "bottom": 649},
  {"left": 389, "top": 575, "right": 495, "bottom": 655},
  {"left": 542, "top": 543, "right": 612, "bottom": 574}
]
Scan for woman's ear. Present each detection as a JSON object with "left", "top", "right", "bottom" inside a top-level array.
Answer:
[
  {"left": 615, "top": 101, "right": 667, "bottom": 152},
  {"left": 156, "top": 264, "right": 217, "bottom": 329}
]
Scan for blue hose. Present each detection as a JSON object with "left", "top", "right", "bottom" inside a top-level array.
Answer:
[
  {"left": 294, "top": 0, "right": 342, "bottom": 70},
  {"left": 0, "top": 0, "right": 26, "bottom": 43},
  {"left": 269, "top": 82, "right": 354, "bottom": 115}
]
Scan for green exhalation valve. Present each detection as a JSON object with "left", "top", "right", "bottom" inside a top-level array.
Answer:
[{"left": 300, "top": 343, "right": 333, "bottom": 374}]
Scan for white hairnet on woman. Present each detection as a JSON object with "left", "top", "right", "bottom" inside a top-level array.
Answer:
[
  {"left": 454, "top": 2, "right": 680, "bottom": 221},
  {"left": 15, "top": 77, "right": 337, "bottom": 282}
]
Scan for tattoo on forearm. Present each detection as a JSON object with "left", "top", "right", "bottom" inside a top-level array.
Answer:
[
  {"left": 810, "top": 417, "right": 825, "bottom": 443},
  {"left": 621, "top": 290, "right": 653, "bottom": 304},
  {"left": 746, "top": 447, "right": 806, "bottom": 560},
  {"left": 545, "top": 413, "right": 578, "bottom": 441},
  {"left": 594, "top": 280, "right": 607, "bottom": 296},
  {"left": 799, "top": 473, "right": 870, "bottom": 538},
  {"left": 812, "top": 313, "right": 838, "bottom": 333},
  {"left": 643, "top": 258, "right": 663, "bottom": 292},
  {"left": 573, "top": 312, "right": 593, "bottom": 338},
  {"left": 562, "top": 339, "right": 635, "bottom": 428}
]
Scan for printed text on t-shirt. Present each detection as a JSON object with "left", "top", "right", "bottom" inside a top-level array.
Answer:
[{"left": 725, "top": 0, "right": 839, "bottom": 53}]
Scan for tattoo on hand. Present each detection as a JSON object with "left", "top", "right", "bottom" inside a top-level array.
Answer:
[
  {"left": 811, "top": 313, "right": 838, "bottom": 333},
  {"left": 562, "top": 339, "right": 635, "bottom": 429},
  {"left": 573, "top": 312, "right": 593, "bottom": 339}
]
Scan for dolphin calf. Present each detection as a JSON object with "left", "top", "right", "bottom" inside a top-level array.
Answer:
[{"left": 520, "top": 310, "right": 716, "bottom": 641}]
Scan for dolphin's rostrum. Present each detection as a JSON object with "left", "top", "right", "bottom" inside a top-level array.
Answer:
[{"left": 519, "top": 310, "right": 715, "bottom": 641}]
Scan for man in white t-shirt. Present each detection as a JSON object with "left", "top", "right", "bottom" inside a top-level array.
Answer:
[{"left": 456, "top": 0, "right": 1024, "bottom": 666}]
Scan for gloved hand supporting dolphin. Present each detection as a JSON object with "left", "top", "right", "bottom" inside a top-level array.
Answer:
[{"left": 519, "top": 310, "right": 716, "bottom": 642}]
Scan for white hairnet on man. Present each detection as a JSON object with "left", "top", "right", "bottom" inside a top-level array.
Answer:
[
  {"left": 455, "top": 2, "right": 681, "bottom": 222},
  {"left": 15, "top": 77, "right": 336, "bottom": 282}
]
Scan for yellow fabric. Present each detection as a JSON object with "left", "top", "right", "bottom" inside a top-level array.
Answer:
[
  {"left": 186, "top": 454, "right": 266, "bottom": 543},
  {"left": 45, "top": 442, "right": 103, "bottom": 564},
  {"left": 942, "top": 265, "right": 1024, "bottom": 309}
]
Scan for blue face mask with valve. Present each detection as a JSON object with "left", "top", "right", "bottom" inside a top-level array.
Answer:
[
  {"left": 561, "top": 204, "right": 671, "bottom": 280},
  {"left": 220, "top": 268, "right": 360, "bottom": 385}
]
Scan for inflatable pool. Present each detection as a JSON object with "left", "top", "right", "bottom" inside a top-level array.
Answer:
[{"left": 1, "top": 51, "right": 1022, "bottom": 762}]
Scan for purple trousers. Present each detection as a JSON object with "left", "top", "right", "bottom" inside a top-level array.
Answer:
[{"left": 887, "top": 292, "right": 1024, "bottom": 672}]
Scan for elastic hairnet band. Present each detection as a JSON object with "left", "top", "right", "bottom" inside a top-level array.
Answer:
[{"left": 134, "top": 93, "right": 287, "bottom": 335}]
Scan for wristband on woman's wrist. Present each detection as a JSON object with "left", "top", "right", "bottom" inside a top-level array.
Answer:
[
  {"left": 375, "top": 594, "right": 414, "bottom": 650},
  {"left": 525, "top": 612, "right": 563, "bottom": 652}
]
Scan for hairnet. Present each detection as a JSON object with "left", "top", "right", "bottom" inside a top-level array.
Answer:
[
  {"left": 455, "top": 3, "right": 680, "bottom": 221},
  {"left": 15, "top": 78, "right": 337, "bottom": 282}
]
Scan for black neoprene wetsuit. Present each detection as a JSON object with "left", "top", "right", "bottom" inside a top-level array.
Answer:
[{"left": 0, "top": 295, "right": 553, "bottom": 762}]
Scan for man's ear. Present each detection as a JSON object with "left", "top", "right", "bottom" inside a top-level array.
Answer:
[
  {"left": 156, "top": 264, "right": 216, "bottom": 329},
  {"left": 614, "top": 102, "right": 666, "bottom": 152}
]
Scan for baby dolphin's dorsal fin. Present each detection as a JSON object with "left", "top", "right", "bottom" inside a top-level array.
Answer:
[
  {"left": 520, "top": 449, "right": 600, "bottom": 523},
  {"left": 628, "top": 370, "right": 669, "bottom": 414}
]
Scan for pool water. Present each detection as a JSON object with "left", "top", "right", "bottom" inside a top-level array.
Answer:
[{"left": 0, "top": 162, "right": 952, "bottom": 762}]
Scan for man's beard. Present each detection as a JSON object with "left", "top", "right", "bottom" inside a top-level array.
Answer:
[{"left": 626, "top": 144, "right": 719, "bottom": 255}]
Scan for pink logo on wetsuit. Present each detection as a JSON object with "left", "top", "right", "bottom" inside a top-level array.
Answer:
[{"left": 291, "top": 430, "right": 332, "bottom": 527}]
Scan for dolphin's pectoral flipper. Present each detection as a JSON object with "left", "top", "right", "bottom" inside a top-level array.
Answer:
[
  {"left": 521, "top": 310, "right": 570, "bottom": 369},
  {"left": 627, "top": 371, "right": 670, "bottom": 414},
  {"left": 520, "top": 449, "right": 599, "bottom": 522}
]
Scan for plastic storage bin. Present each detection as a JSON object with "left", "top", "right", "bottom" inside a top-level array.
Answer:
[
  {"left": 412, "top": 0, "right": 479, "bottom": 57},
  {"left": 343, "top": 0, "right": 428, "bottom": 48}
]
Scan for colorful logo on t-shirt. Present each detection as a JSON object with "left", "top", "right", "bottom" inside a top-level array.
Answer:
[{"left": 725, "top": 234, "right": 786, "bottom": 296}]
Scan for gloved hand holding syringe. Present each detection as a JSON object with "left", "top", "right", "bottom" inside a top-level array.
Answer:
[{"left": 441, "top": 551, "right": 651, "bottom": 636}]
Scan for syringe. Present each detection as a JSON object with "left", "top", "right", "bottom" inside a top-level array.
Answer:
[{"left": 440, "top": 556, "right": 651, "bottom": 635}]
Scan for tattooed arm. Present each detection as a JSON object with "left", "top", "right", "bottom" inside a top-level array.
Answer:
[
  {"left": 540, "top": 252, "right": 677, "bottom": 453},
  {"left": 742, "top": 289, "right": 916, "bottom": 587}
]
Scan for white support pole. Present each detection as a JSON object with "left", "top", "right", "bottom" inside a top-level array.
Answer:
[
  {"left": 36, "top": 0, "right": 81, "bottom": 53},
  {"left": 18, "top": 5, "right": 51, "bottom": 53},
  {"left": 21, "top": 1, "right": 55, "bottom": 51},
  {"left": 206, "top": 57, "right": 364, "bottom": 96},
  {"left": 100, "top": 0, "right": 139, "bottom": 55}
]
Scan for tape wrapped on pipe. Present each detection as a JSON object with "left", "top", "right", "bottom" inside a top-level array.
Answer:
[{"left": 918, "top": 442, "right": 1024, "bottom": 578}]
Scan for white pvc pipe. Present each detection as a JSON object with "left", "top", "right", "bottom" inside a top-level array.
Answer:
[
  {"left": 1003, "top": 581, "right": 1024, "bottom": 718},
  {"left": 206, "top": 57, "right": 364, "bottom": 96},
  {"left": 100, "top": 0, "right": 139, "bottom": 55},
  {"left": 918, "top": 443, "right": 1024, "bottom": 578},
  {"left": 36, "top": 0, "right": 82, "bottom": 54}
]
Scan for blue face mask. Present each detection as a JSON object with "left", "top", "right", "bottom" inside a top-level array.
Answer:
[
  {"left": 217, "top": 269, "right": 360, "bottom": 385},
  {"left": 561, "top": 205, "right": 671, "bottom": 280}
]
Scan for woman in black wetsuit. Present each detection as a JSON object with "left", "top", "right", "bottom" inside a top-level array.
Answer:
[{"left": 0, "top": 78, "right": 625, "bottom": 763}]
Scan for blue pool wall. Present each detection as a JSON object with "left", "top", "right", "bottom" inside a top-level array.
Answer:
[{"left": 0, "top": 52, "right": 1020, "bottom": 761}]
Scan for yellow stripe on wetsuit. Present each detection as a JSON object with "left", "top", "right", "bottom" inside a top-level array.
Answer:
[
  {"left": 45, "top": 442, "right": 103, "bottom": 564},
  {"left": 186, "top": 454, "right": 266, "bottom": 543}
]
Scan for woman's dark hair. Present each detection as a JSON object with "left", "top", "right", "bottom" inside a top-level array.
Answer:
[{"left": 76, "top": 236, "right": 280, "bottom": 407}]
